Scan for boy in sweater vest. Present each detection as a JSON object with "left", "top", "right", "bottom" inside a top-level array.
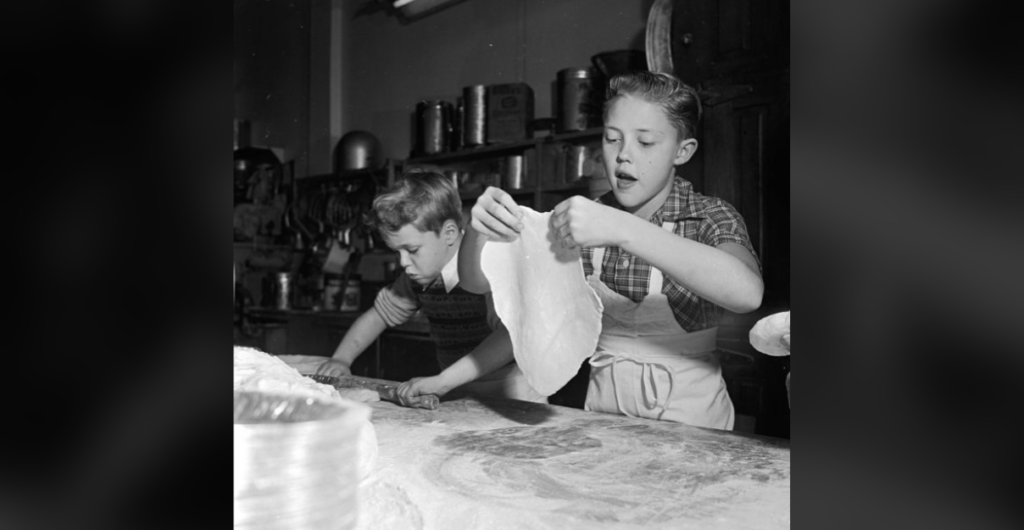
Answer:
[{"left": 316, "top": 170, "right": 546, "bottom": 404}]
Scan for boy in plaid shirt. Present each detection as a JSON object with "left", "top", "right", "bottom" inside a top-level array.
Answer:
[{"left": 459, "top": 72, "right": 763, "bottom": 429}]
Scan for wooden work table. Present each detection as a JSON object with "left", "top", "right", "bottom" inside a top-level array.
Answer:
[{"left": 353, "top": 378, "right": 790, "bottom": 530}]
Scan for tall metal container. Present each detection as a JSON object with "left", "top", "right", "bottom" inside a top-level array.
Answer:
[
  {"left": 462, "top": 85, "right": 487, "bottom": 147},
  {"left": 556, "top": 67, "right": 602, "bottom": 133},
  {"left": 416, "top": 100, "right": 453, "bottom": 156}
]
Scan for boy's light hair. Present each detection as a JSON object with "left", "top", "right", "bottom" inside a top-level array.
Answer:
[
  {"left": 604, "top": 71, "right": 702, "bottom": 140},
  {"left": 366, "top": 170, "right": 462, "bottom": 236}
]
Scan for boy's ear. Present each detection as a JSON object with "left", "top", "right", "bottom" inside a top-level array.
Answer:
[
  {"left": 673, "top": 138, "right": 698, "bottom": 165},
  {"left": 442, "top": 219, "right": 460, "bottom": 245}
]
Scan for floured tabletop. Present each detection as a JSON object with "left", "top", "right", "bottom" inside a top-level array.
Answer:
[{"left": 352, "top": 378, "right": 790, "bottom": 530}]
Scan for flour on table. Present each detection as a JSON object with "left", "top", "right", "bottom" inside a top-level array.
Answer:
[{"left": 481, "top": 207, "right": 603, "bottom": 396}]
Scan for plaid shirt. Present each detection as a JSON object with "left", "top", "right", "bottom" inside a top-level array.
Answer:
[{"left": 581, "top": 177, "right": 759, "bottom": 332}]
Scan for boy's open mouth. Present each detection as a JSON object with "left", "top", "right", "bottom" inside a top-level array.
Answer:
[{"left": 616, "top": 171, "right": 637, "bottom": 182}]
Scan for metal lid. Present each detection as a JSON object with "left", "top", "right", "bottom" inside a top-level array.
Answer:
[{"left": 558, "top": 67, "right": 594, "bottom": 80}]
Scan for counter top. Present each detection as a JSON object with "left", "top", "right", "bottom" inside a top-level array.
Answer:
[{"left": 355, "top": 379, "right": 790, "bottom": 530}]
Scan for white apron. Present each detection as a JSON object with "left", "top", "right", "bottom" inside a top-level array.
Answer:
[{"left": 583, "top": 223, "right": 734, "bottom": 430}]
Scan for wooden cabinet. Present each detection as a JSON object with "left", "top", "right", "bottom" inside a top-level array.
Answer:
[
  {"left": 670, "top": 0, "right": 789, "bottom": 85},
  {"left": 671, "top": 0, "right": 791, "bottom": 308}
]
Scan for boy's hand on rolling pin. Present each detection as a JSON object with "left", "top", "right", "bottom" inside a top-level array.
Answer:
[
  {"left": 315, "top": 359, "right": 352, "bottom": 378},
  {"left": 396, "top": 376, "right": 450, "bottom": 406},
  {"left": 471, "top": 186, "right": 524, "bottom": 241},
  {"left": 551, "top": 197, "right": 629, "bottom": 249}
]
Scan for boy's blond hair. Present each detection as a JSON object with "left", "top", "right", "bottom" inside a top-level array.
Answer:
[
  {"left": 604, "top": 71, "right": 702, "bottom": 140},
  {"left": 366, "top": 170, "right": 462, "bottom": 235}
]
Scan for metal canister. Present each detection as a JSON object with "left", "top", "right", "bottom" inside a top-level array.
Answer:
[
  {"left": 500, "top": 155, "right": 524, "bottom": 190},
  {"left": 462, "top": 85, "right": 487, "bottom": 147},
  {"left": 274, "top": 272, "right": 292, "bottom": 310},
  {"left": 565, "top": 145, "right": 589, "bottom": 183},
  {"left": 416, "top": 100, "right": 453, "bottom": 155},
  {"left": 556, "top": 67, "right": 601, "bottom": 133}
]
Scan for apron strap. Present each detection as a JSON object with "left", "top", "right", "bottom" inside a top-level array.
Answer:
[
  {"left": 646, "top": 221, "right": 676, "bottom": 296},
  {"left": 591, "top": 352, "right": 676, "bottom": 421}
]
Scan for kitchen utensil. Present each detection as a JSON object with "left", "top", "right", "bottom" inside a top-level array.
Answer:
[{"left": 309, "top": 374, "right": 440, "bottom": 410}]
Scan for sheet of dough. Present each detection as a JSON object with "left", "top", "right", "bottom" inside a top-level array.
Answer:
[{"left": 481, "top": 207, "right": 603, "bottom": 396}]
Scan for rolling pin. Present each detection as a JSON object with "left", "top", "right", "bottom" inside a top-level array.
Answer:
[{"left": 309, "top": 374, "right": 440, "bottom": 410}]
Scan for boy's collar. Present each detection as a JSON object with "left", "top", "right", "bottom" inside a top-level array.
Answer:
[
  {"left": 439, "top": 247, "right": 460, "bottom": 293},
  {"left": 423, "top": 237, "right": 461, "bottom": 293}
]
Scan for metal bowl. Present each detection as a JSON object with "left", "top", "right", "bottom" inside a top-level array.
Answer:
[{"left": 334, "top": 130, "right": 382, "bottom": 173}]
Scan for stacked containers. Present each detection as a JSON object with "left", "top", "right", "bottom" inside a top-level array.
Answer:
[{"left": 233, "top": 391, "right": 371, "bottom": 530}]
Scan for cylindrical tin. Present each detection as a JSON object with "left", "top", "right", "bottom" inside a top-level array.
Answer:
[
  {"left": 500, "top": 155, "right": 524, "bottom": 190},
  {"left": 417, "top": 100, "right": 453, "bottom": 155},
  {"left": 556, "top": 67, "right": 601, "bottom": 133},
  {"left": 443, "top": 170, "right": 460, "bottom": 190},
  {"left": 462, "top": 85, "right": 487, "bottom": 147},
  {"left": 565, "top": 145, "right": 589, "bottom": 183},
  {"left": 274, "top": 272, "right": 292, "bottom": 310}
]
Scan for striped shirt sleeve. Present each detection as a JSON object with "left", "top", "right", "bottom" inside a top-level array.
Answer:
[{"left": 373, "top": 272, "right": 421, "bottom": 327}]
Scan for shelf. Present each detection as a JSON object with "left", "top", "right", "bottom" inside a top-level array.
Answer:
[
  {"left": 407, "top": 139, "right": 535, "bottom": 165},
  {"left": 547, "top": 127, "right": 604, "bottom": 143},
  {"left": 297, "top": 168, "right": 383, "bottom": 187},
  {"left": 406, "top": 128, "right": 604, "bottom": 166}
]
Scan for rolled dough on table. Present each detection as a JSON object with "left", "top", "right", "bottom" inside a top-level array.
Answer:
[{"left": 481, "top": 207, "right": 603, "bottom": 397}]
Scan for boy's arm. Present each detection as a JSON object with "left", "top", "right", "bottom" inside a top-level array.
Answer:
[
  {"left": 552, "top": 196, "right": 764, "bottom": 314},
  {"left": 456, "top": 225, "right": 491, "bottom": 294},
  {"left": 317, "top": 273, "right": 420, "bottom": 377},
  {"left": 316, "top": 308, "right": 388, "bottom": 377},
  {"left": 460, "top": 186, "right": 525, "bottom": 294},
  {"left": 395, "top": 323, "right": 515, "bottom": 400}
]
